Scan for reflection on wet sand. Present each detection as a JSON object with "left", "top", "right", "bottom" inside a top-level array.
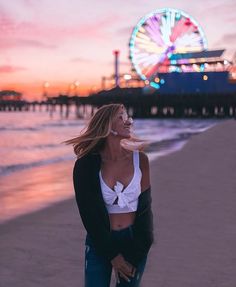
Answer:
[{"left": 0, "top": 160, "right": 74, "bottom": 223}]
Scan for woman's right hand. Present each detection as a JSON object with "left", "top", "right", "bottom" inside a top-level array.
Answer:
[{"left": 111, "top": 254, "right": 136, "bottom": 283}]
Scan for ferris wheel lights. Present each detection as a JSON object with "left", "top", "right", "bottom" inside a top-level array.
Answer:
[
  {"left": 193, "top": 64, "right": 200, "bottom": 72},
  {"left": 139, "top": 27, "right": 145, "bottom": 33},
  {"left": 154, "top": 77, "right": 160, "bottom": 83},
  {"left": 203, "top": 75, "right": 208, "bottom": 81},
  {"left": 137, "top": 32, "right": 150, "bottom": 40},
  {"left": 130, "top": 8, "right": 207, "bottom": 80},
  {"left": 124, "top": 74, "right": 132, "bottom": 80},
  {"left": 200, "top": 64, "right": 205, "bottom": 72},
  {"left": 150, "top": 82, "right": 160, "bottom": 89},
  {"left": 145, "top": 80, "right": 150, "bottom": 85},
  {"left": 175, "top": 13, "right": 181, "bottom": 20},
  {"left": 133, "top": 27, "right": 140, "bottom": 35},
  {"left": 160, "top": 79, "right": 165, "bottom": 84}
]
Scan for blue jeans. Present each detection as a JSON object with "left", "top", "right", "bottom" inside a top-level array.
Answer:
[{"left": 84, "top": 225, "right": 147, "bottom": 287}]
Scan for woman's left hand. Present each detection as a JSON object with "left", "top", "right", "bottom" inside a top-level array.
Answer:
[{"left": 111, "top": 254, "right": 136, "bottom": 283}]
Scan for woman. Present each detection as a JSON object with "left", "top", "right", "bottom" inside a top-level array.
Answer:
[{"left": 65, "top": 103, "right": 153, "bottom": 287}]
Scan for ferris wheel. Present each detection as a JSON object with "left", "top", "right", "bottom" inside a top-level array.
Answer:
[{"left": 129, "top": 8, "right": 208, "bottom": 86}]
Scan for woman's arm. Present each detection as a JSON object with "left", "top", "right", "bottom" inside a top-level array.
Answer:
[
  {"left": 140, "top": 151, "right": 151, "bottom": 192},
  {"left": 73, "top": 157, "right": 120, "bottom": 261},
  {"left": 124, "top": 187, "right": 154, "bottom": 267},
  {"left": 122, "top": 151, "right": 154, "bottom": 267}
]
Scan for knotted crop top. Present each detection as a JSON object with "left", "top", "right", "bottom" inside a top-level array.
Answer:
[{"left": 99, "top": 151, "right": 142, "bottom": 214}]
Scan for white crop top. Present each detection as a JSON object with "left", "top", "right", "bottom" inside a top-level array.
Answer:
[{"left": 99, "top": 151, "right": 142, "bottom": 214}]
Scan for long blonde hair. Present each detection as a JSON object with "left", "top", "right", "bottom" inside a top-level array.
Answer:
[{"left": 64, "top": 103, "right": 148, "bottom": 158}]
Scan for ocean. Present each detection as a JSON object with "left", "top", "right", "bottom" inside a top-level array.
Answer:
[{"left": 0, "top": 108, "right": 221, "bottom": 222}]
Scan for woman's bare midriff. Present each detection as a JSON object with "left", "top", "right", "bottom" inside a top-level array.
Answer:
[{"left": 109, "top": 212, "right": 136, "bottom": 230}]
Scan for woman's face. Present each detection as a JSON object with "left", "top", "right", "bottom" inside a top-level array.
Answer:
[{"left": 111, "top": 106, "right": 133, "bottom": 138}]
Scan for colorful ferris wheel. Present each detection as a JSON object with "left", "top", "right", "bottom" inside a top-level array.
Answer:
[{"left": 129, "top": 8, "right": 208, "bottom": 87}]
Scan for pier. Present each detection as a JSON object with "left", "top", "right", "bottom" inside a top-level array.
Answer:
[{"left": 0, "top": 88, "right": 236, "bottom": 119}]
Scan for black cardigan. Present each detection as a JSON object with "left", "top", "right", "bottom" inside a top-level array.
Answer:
[{"left": 73, "top": 151, "right": 154, "bottom": 267}]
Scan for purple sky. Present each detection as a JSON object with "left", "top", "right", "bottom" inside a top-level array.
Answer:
[{"left": 0, "top": 0, "right": 235, "bottom": 99}]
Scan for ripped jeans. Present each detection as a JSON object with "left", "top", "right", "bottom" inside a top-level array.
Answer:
[{"left": 84, "top": 225, "right": 147, "bottom": 287}]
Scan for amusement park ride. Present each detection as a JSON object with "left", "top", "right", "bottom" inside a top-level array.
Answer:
[{"left": 120, "top": 8, "right": 236, "bottom": 94}]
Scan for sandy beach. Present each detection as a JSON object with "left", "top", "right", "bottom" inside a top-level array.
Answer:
[{"left": 1, "top": 119, "right": 236, "bottom": 287}]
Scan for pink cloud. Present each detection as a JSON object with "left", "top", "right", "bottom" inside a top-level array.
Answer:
[
  {"left": 107, "top": 61, "right": 131, "bottom": 67},
  {"left": 0, "top": 11, "right": 123, "bottom": 47},
  {"left": 56, "top": 14, "right": 124, "bottom": 40},
  {"left": 70, "top": 57, "right": 131, "bottom": 67},
  {"left": 226, "top": 16, "right": 236, "bottom": 23},
  {"left": 0, "top": 38, "right": 57, "bottom": 50},
  {"left": 117, "top": 26, "right": 134, "bottom": 36},
  {"left": 70, "top": 57, "right": 92, "bottom": 63},
  {"left": 22, "top": 0, "right": 35, "bottom": 6},
  {"left": 0, "top": 65, "right": 27, "bottom": 73},
  {"left": 220, "top": 33, "right": 236, "bottom": 44},
  {"left": 214, "top": 33, "right": 236, "bottom": 47},
  {"left": 200, "top": 1, "right": 236, "bottom": 21},
  {"left": 206, "top": 2, "right": 235, "bottom": 14}
]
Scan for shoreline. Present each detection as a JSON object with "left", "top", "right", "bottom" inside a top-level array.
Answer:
[{"left": 1, "top": 119, "right": 236, "bottom": 286}]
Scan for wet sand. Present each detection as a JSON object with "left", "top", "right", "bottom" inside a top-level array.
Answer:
[{"left": 0, "top": 119, "right": 236, "bottom": 287}]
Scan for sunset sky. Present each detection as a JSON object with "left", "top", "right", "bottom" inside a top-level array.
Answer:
[{"left": 0, "top": 0, "right": 235, "bottom": 100}]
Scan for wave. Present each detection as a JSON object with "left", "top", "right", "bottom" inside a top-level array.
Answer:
[
  {"left": 0, "top": 136, "right": 193, "bottom": 178},
  {"left": 136, "top": 122, "right": 216, "bottom": 143},
  {"left": 40, "top": 121, "right": 84, "bottom": 128},
  {"left": 0, "top": 120, "right": 84, "bottom": 131},
  {"left": 145, "top": 136, "right": 189, "bottom": 153},
  {"left": 0, "top": 143, "right": 61, "bottom": 151},
  {"left": 23, "top": 143, "right": 60, "bottom": 149},
  {"left": 144, "top": 125, "right": 215, "bottom": 156},
  {"left": 0, "top": 126, "right": 39, "bottom": 131},
  {"left": 0, "top": 154, "right": 75, "bottom": 177},
  {"left": 0, "top": 120, "right": 218, "bottom": 178}
]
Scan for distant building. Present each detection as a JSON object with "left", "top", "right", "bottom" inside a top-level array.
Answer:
[{"left": 0, "top": 90, "right": 22, "bottom": 101}]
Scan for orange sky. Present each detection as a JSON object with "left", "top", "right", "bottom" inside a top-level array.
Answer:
[{"left": 0, "top": 0, "right": 235, "bottom": 100}]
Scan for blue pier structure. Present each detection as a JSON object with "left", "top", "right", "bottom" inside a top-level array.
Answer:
[
  {"left": 154, "top": 71, "right": 236, "bottom": 94},
  {"left": 150, "top": 49, "right": 236, "bottom": 95}
]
